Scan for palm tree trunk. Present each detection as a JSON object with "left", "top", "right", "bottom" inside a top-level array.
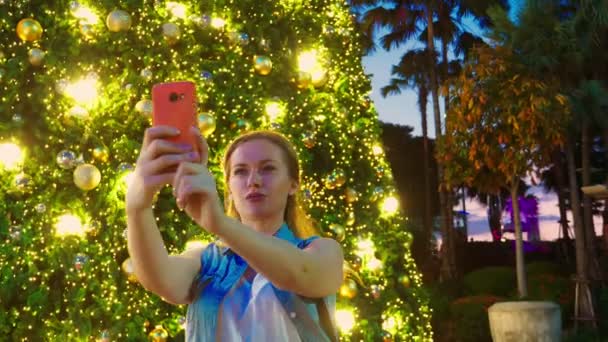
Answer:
[
  {"left": 426, "top": 6, "right": 455, "bottom": 280},
  {"left": 511, "top": 178, "right": 527, "bottom": 298},
  {"left": 419, "top": 87, "right": 433, "bottom": 258},
  {"left": 440, "top": 35, "right": 458, "bottom": 266},
  {"left": 552, "top": 148, "right": 570, "bottom": 240},
  {"left": 488, "top": 194, "right": 502, "bottom": 242},
  {"left": 604, "top": 128, "right": 608, "bottom": 252},
  {"left": 441, "top": 37, "right": 449, "bottom": 115},
  {"left": 581, "top": 120, "right": 598, "bottom": 279},
  {"left": 566, "top": 135, "right": 587, "bottom": 282}
]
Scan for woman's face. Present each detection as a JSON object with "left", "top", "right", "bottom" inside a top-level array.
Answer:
[{"left": 228, "top": 139, "right": 297, "bottom": 222}]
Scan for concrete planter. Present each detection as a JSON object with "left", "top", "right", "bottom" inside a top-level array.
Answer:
[{"left": 488, "top": 301, "right": 561, "bottom": 342}]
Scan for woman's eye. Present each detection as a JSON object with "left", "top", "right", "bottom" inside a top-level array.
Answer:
[
  {"left": 262, "top": 165, "right": 276, "bottom": 172},
  {"left": 233, "top": 168, "right": 246, "bottom": 175}
]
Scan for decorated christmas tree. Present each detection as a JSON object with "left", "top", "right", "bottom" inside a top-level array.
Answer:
[{"left": 0, "top": 1, "right": 432, "bottom": 340}]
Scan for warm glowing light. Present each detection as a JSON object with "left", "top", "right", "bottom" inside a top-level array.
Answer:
[
  {"left": 265, "top": 100, "right": 285, "bottom": 121},
  {"left": 211, "top": 17, "right": 226, "bottom": 29},
  {"left": 381, "top": 196, "right": 400, "bottom": 216},
  {"left": 55, "top": 214, "right": 86, "bottom": 237},
  {"left": 167, "top": 2, "right": 187, "bottom": 19},
  {"left": 335, "top": 309, "right": 356, "bottom": 333},
  {"left": 0, "top": 143, "right": 23, "bottom": 170},
  {"left": 310, "top": 68, "right": 327, "bottom": 85},
  {"left": 298, "top": 50, "right": 319, "bottom": 73},
  {"left": 72, "top": 6, "right": 99, "bottom": 24},
  {"left": 184, "top": 240, "right": 206, "bottom": 251},
  {"left": 372, "top": 145, "right": 384, "bottom": 156},
  {"left": 65, "top": 75, "right": 98, "bottom": 106},
  {"left": 68, "top": 105, "right": 89, "bottom": 118},
  {"left": 367, "top": 257, "right": 383, "bottom": 271},
  {"left": 382, "top": 315, "right": 399, "bottom": 334},
  {"left": 355, "top": 238, "right": 375, "bottom": 257}
]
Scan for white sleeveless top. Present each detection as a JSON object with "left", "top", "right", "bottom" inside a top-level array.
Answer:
[{"left": 216, "top": 272, "right": 302, "bottom": 341}]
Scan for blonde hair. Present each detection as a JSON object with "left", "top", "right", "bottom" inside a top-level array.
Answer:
[{"left": 222, "top": 130, "right": 319, "bottom": 238}]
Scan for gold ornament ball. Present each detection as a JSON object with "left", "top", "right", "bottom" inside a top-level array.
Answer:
[
  {"left": 96, "top": 329, "right": 110, "bottom": 342},
  {"left": 372, "top": 186, "right": 384, "bottom": 202},
  {"left": 297, "top": 72, "right": 312, "bottom": 89},
  {"left": 17, "top": 18, "right": 43, "bottom": 42},
  {"left": 253, "top": 55, "right": 272, "bottom": 75},
  {"left": 301, "top": 132, "right": 316, "bottom": 148},
  {"left": 324, "top": 173, "right": 337, "bottom": 190},
  {"left": 375, "top": 165, "right": 385, "bottom": 178},
  {"left": 92, "top": 146, "right": 109, "bottom": 163},
  {"left": 197, "top": 113, "right": 216, "bottom": 137},
  {"left": 345, "top": 187, "right": 358, "bottom": 203},
  {"left": 149, "top": 325, "right": 168, "bottom": 342},
  {"left": 339, "top": 278, "right": 358, "bottom": 299},
  {"left": 329, "top": 223, "right": 345, "bottom": 242},
  {"left": 333, "top": 169, "right": 346, "bottom": 187},
  {"left": 346, "top": 212, "right": 355, "bottom": 226},
  {"left": 122, "top": 258, "right": 138, "bottom": 283},
  {"left": 312, "top": 70, "right": 328, "bottom": 88},
  {"left": 80, "top": 24, "right": 95, "bottom": 39},
  {"left": 351, "top": 255, "right": 363, "bottom": 271},
  {"left": 230, "top": 118, "right": 251, "bottom": 132},
  {"left": 140, "top": 68, "right": 153, "bottom": 81},
  {"left": 398, "top": 274, "right": 411, "bottom": 288},
  {"left": 14, "top": 173, "right": 32, "bottom": 192},
  {"left": 73, "top": 163, "right": 101, "bottom": 191},
  {"left": 0, "top": 51, "right": 5, "bottom": 64},
  {"left": 28, "top": 48, "right": 45, "bottom": 66},
  {"left": 370, "top": 285, "right": 382, "bottom": 299},
  {"left": 162, "top": 23, "right": 180, "bottom": 45},
  {"left": 382, "top": 331, "right": 394, "bottom": 342},
  {"left": 106, "top": 10, "right": 132, "bottom": 32},
  {"left": 135, "top": 99, "right": 153, "bottom": 116}
]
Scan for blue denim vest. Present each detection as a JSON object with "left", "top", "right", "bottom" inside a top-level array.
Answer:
[{"left": 185, "top": 223, "right": 336, "bottom": 341}]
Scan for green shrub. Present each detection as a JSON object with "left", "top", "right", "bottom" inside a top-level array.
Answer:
[
  {"left": 428, "top": 281, "right": 461, "bottom": 341},
  {"left": 450, "top": 295, "right": 504, "bottom": 342},
  {"left": 525, "top": 261, "right": 564, "bottom": 277},
  {"left": 463, "top": 267, "right": 515, "bottom": 297},
  {"left": 527, "top": 273, "right": 574, "bottom": 324}
]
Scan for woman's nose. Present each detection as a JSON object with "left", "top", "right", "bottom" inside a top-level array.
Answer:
[{"left": 247, "top": 170, "right": 261, "bottom": 187}]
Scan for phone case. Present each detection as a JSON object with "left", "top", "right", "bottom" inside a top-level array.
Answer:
[{"left": 152, "top": 81, "right": 198, "bottom": 149}]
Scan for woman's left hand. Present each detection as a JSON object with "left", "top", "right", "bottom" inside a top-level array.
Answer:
[{"left": 172, "top": 127, "right": 225, "bottom": 234}]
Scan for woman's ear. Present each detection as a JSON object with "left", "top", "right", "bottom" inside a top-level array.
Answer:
[{"left": 288, "top": 181, "right": 299, "bottom": 196}]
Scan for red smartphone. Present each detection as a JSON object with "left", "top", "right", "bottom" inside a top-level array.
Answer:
[{"left": 152, "top": 81, "right": 198, "bottom": 149}]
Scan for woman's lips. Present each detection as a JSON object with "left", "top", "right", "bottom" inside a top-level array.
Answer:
[{"left": 246, "top": 194, "right": 266, "bottom": 202}]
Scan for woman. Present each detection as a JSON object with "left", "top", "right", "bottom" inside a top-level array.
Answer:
[{"left": 125, "top": 125, "right": 343, "bottom": 341}]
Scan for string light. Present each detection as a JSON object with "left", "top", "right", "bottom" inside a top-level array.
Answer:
[
  {"left": 381, "top": 195, "right": 400, "bottom": 216},
  {"left": 71, "top": 6, "right": 99, "bottom": 24},
  {"left": 335, "top": 308, "right": 356, "bottom": 333},
  {"left": 210, "top": 17, "right": 226, "bottom": 29},
  {"left": 166, "top": 2, "right": 187, "bottom": 19},
  {"left": 64, "top": 74, "right": 99, "bottom": 106},
  {"left": 298, "top": 50, "right": 321, "bottom": 73},
  {"left": 0, "top": 142, "right": 23, "bottom": 170},
  {"left": 55, "top": 214, "right": 86, "bottom": 238},
  {"left": 265, "top": 100, "right": 285, "bottom": 122}
]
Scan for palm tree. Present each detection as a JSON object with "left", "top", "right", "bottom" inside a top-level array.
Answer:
[
  {"left": 353, "top": 0, "right": 456, "bottom": 279},
  {"left": 381, "top": 49, "right": 434, "bottom": 261},
  {"left": 488, "top": 0, "right": 607, "bottom": 320},
  {"left": 352, "top": 0, "right": 509, "bottom": 280}
]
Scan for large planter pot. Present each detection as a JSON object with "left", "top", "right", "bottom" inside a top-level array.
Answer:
[{"left": 488, "top": 301, "right": 561, "bottom": 342}]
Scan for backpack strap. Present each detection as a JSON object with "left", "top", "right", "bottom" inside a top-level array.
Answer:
[{"left": 315, "top": 297, "right": 339, "bottom": 342}]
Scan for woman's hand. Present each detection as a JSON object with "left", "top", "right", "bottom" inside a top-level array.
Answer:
[
  {"left": 173, "top": 127, "right": 225, "bottom": 233},
  {"left": 126, "top": 126, "right": 200, "bottom": 212}
]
